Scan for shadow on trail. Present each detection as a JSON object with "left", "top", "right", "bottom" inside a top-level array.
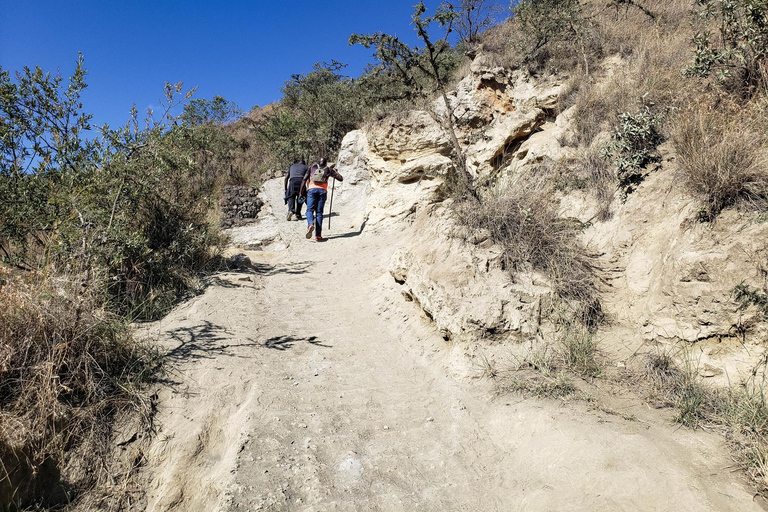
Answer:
[
  {"left": 263, "top": 335, "right": 332, "bottom": 351},
  {"left": 206, "top": 260, "right": 313, "bottom": 283},
  {"left": 155, "top": 321, "right": 261, "bottom": 386},
  {"left": 161, "top": 319, "right": 257, "bottom": 361},
  {"left": 325, "top": 217, "right": 367, "bottom": 240},
  {"left": 253, "top": 261, "right": 313, "bottom": 276}
]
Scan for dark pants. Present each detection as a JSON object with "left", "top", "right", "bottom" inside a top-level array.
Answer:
[
  {"left": 286, "top": 177, "right": 303, "bottom": 217},
  {"left": 306, "top": 188, "right": 327, "bottom": 237}
]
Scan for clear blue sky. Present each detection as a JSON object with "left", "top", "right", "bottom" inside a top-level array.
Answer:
[{"left": 1, "top": 0, "right": 466, "bottom": 129}]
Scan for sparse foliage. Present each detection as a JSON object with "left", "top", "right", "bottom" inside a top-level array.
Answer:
[
  {"left": 259, "top": 61, "right": 367, "bottom": 165},
  {"left": 683, "top": 0, "right": 768, "bottom": 97},
  {"left": 456, "top": 173, "right": 601, "bottom": 326},
  {"left": 512, "top": 0, "right": 600, "bottom": 74},
  {"left": 454, "top": 0, "right": 506, "bottom": 44},
  {"left": 181, "top": 95, "right": 243, "bottom": 126}
]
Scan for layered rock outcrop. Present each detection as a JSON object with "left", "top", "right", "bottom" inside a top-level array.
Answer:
[
  {"left": 335, "top": 51, "right": 768, "bottom": 382},
  {"left": 389, "top": 204, "right": 551, "bottom": 343}
]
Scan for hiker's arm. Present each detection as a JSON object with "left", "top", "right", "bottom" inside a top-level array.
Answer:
[
  {"left": 331, "top": 168, "right": 344, "bottom": 182},
  {"left": 284, "top": 172, "right": 289, "bottom": 191}
]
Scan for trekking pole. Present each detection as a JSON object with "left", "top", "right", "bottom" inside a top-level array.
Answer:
[{"left": 328, "top": 176, "right": 336, "bottom": 231}]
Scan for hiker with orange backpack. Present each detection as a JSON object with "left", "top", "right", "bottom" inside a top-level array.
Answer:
[{"left": 301, "top": 157, "right": 343, "bottom": 242}]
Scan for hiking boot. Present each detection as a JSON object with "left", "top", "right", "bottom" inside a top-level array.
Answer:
[
  {"left": 295, "top": 214, "right": 302, "bottom": 221},
  {"left": 306, "top": 224, "right": 315, "bottom": 239},
  {"left": 286, "top": 212, "right": 293, "bottom": 221},
  {"left": 315, "top": 236, "right": 325, "bottom": 242}
]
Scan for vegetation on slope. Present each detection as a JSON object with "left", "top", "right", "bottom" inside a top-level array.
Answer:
[{"left": 4, "top": 0, "right": 768, "bottom": 506}]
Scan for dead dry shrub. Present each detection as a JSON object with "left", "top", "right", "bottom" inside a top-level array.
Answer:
[
  {"left": 672, "top": 101, "right": 768, "bottom": 220},
  {"left": 0, "top": 268, "right": 157, "bottom": 509},
  {"left": 457, "top": 171, "right": 602, "bottom": 326}
]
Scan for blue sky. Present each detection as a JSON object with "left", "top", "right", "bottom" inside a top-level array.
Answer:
[{"left": 1, "top": 0, "right": 482, "bottom": 129}]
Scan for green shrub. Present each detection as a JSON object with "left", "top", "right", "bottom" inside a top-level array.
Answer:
[
  {"left": 602, "top": 105, "right": 664, "bottom": 199},
  {"left": 683, "top": 0, "right": 768, "bottom": 98}
]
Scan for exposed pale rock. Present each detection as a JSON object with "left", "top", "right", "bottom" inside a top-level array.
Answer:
[
  {"left": 465, "top": 108, "right": 544, "bottom": 179},
  {"left": 508, "top": 70, "right": 563, "bottom": 110},
  {"left": 389, "top": 204, "right": 552, "bottom": 342},
  {"left": 334, "top": 130, "right": 371, "bottom": 231},
  {"left": 569, "top": 164, "right": 768, "bottom": 383},
  {"left": 362, "top": 112, "right": 454, "bottom": 226}
]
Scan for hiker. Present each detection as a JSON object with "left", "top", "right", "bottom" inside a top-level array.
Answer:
[
  {"left": 302, "top": 157, "right": 343, "bottom": 241},
  {"left": 285, "top": 159, "right": 308, "bottom": 221}
]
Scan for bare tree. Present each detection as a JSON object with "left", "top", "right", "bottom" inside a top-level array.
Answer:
[
  {"left": 351, "top": 2, "right": 476, "bottom": 198},
  {"left": 454, "top": 0, "right": 506, "bottom": 44}
]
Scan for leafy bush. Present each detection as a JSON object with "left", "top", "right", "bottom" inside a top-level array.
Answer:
[
  {"left": 683, "top": 0, "right": 768, "bottom": 97},
  {"left": 672, "top": 103, "right": 768, "bottom": 220},
  {"left": 602, "top": 106, "right": 664, "bottom": 199},
  {"left": 1, "top": 62, "right": 231, "bottom": 320},
  {"left": 0, "top": 56, "right": 239, "bottom": 507},
  {"left": 258, "top": 62, "right": 376, "bottom": 167},
  {"left": 181, "top": 94, "right": 243, "bottom": 126}
]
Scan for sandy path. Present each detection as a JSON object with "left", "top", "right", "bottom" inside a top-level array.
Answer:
[{"left": 139, "top": 178, "right": 765, "bottom": 511}]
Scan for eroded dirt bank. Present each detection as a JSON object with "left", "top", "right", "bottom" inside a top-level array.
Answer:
[{"left": 137, "top": 178, "right": 765, "bottom": 511}]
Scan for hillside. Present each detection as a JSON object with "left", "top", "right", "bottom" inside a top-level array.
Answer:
[{"left": 4, "top": 0, "right": 768, "bottom": 509}]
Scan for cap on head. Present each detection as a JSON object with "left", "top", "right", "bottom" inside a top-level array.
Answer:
[{"left": 318, "top": 157, "right": 327, "bottom": 166}]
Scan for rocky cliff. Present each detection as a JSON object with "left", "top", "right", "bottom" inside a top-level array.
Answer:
[{"left": 334, "top": 53, "right": 768, "bottom": 385}]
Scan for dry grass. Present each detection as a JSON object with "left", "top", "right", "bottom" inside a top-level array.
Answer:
[
  {"left": 457, "top": 171, "right": 602, "bottom": 326},
  {"left": 672, "top": 101, "right": 768, "bottom": 220},
  {"left": 0, "top": 267, "right": 158, "bottom": 509},
  {"left": 638, "top": 345, "right": 768, "bottom": 492}
]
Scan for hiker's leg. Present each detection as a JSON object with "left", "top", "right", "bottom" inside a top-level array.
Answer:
[
  {"left": 306, "top": 189, "right": 318, "bottom": 226},
  {"left": 287, "top": 194, "right": 295, "bottom": 213},
  {"left": 315, "top": 191, "right": 327, "bottom": 237}
]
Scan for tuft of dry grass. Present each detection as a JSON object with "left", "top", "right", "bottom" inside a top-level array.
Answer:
[
  {"left": 638, "top": 345, "right": 768, "bottom": 492},
  {"left": 672, "top": 101, "right": 768, "bottom": 220},
  {"left": 0, "top": 267, "right": 158, "bottom": 510},
  {"left": 457, "top": 172, "right": 602, "bottom": 326}
]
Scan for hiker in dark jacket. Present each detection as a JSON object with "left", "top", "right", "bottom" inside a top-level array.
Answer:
[
  {"left": 285, "top": 159, "right": 308, "bottom": 221},
  {"left": 301, "top": 157, "right": 343, "bottom": 241}
]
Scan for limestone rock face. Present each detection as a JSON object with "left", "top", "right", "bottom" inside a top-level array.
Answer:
[
  {"left": 389, "top": 204, "right": 552, "bottom": 342},
  {"left": 346, "top": 49, "right": 768, "bottom": 384},
  {"left": 585, "top": 169, "right": 768, "bottom": 342},
  {"left": 359, "top": 112, "right": 454, "bottom": 227},
  {"left": 334, "top": 130, "right": 371, "bottom": 231},
  {"left": 465, "top": 108, "right": 544, "bottom": 179}
]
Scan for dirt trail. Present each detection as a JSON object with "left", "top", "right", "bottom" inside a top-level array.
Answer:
[{"left": 139, "top": 178, "right": 765, "bottom": 511}]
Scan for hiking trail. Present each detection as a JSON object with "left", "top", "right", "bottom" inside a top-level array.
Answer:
[{"left": 137, "top": 177, "right": 765, "bottom": 511}]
